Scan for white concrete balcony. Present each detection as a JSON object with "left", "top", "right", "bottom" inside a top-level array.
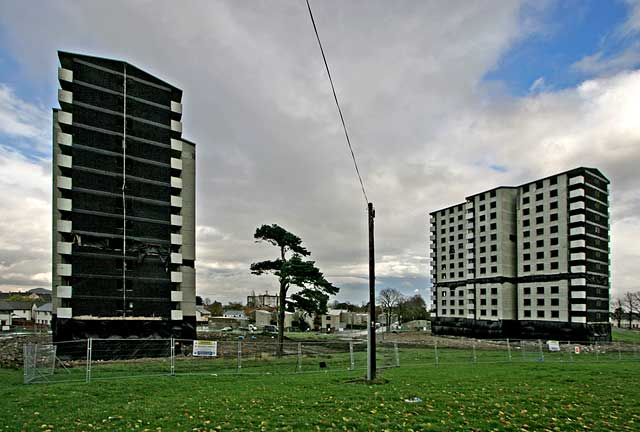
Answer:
[
  {"left": 171, "top": 214, "right": 183, "bottom": 226},
  {"left": 58, "top": 89, "right": 73, "bottom": 105},
  {"left": 171, "top": 233, "right": 183, "bottom": 245},
  {"left": 57, "top": 176, "right": 72, "bottom": 190},
  {"left": 171, "top": 177, "right": 182, "bottom": 189},
  {"left": 569, "top": 188, "right": 585, "bottom": 199},
  {"left": 571, "top": 278, "right": 586, "bottom": 286},
  {"left": 57, "top": 307, "right": 73, "bottom": 319},
  {"left": 570, "top": 252, "right": 586, "bottom": 261},
  {"left": 430, "top": 225, "right": 436, "bottom": 232},
  {"left": 170, "top": 157, "right": 182, "bottom": 170},
  {"left": 56, "top": 241, "right": 72, "bottom": 255},
  {"left": 466, "top": 262, "right": 475, "bottom": 270},
  {"left": 57, "top": 263, "right": 72, "bottom": 277},
  {"left": 58, "top": 67, "right": 73, "bottom": 83},
  {"left": 570, "top": 265, "right": 586, "bottom": 273},
  {"left": 570, "top": 240, "right": 586, "bottom": 248},
  {"left": 466, "top": 232, "right": 474, "bottom": 240},
  {"left": 466, "top": 293, "right": 475, "bottom": 300},
  {"left": 569, "top": 227, "right": 585, "bottom": 236},
  {"left": 57, "top": 198, "right": 72, "bottom": 212},
  {"left": 57, "top": 131, "right": 72, "bottom": 147},
  {"left": 171, "top": 271, "right": 183, "bottom": 283},
  {"left": 569, "top": 201, "right": 585, "bottom": 211},
  {"left": 171, "top": 195, "right": 183, "bottom": 208},
  {"left": 171, "top": 310, "right": 183, "bottom": 320},
  {"left": 466, "top": 221, "right": 474, "bottom": 229},
  {"left": 466, "top": 313, "right": 475, "bottom": 319},
  {"left": 569, "top": 175, "right": 584, "bottom": 186},
  {"left": 571, "top": 303, "right": 586, "bottom": 312},
  {"left": 57, "top": 285, "right": 72, "bottom": 299},
  {"left": 467, "top": 252, "right": 474, "bottom": 260},
  {"left": 571, "top": 291, "right": 586, "bottom": 299},
  {"left": 58, "top": 154, "right": 72, "bottom": 169},
  {"left": 571, "top": 316, "right": 587, "bottom": 324},
  {"left": 58, "top": 111, "right": 72, "bottom": 126},
  {"left": 170, "top": 253, "right": 183, "bottom": 264},
  {"left": 466, "top": 242, "right": 474, "bottom": 250},
  {"left": 170, "top": 120, "right": 182, "bottom": 133},
  {"left": 570, "top": 214, "right": 586, "bottom": 223},
  {"left": 429, "top": 251, "right": 435, "bottom": 258},
  {"left": 171, "top": 291, "right": 183, "bottom": 302},
  {"left": 57, "top": 220, "right": 72, "bottom": 233},
  {"left": 170, "top": 138, "right": 183, "bottom": 152},
  {"left": 465, "top": 201, "right": 474, "bottom": 209},
  {"left": 171, "top": 101, "right": 182, "bottom": 114},
  {"left": 465, "top": 212, "right": 473, "bottom": 220}
]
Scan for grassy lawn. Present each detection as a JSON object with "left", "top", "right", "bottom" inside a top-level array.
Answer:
[
  {"left": 612, "top": 327, "right": 640, "bottom": 343},
  {"left": 2, "top": 360, "right": 639, "bottom": 431}
]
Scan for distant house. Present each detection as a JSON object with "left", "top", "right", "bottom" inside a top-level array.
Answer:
[
  {"left": 195, "top": 306, "right": 211, "bottom": 325},
  {"left": 35, "top": 303, "right": 53, "bottom": 326},
  {"left": 223, "top": 310, "right": 246, "bottom": 319},
  {"left": 321, "top": 310, "right": 368, "bottom": 332},
  {"left": 0, "top": 303, "right": 12, "bottom": 330},
  {"left": 253, "top": 310, "right": 273, "bottom": 328},
  {"left": 247, "top": 292, "right": 279, "bottom": 308}
]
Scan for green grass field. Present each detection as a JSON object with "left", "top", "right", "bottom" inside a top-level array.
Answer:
[
  {"left": 2, "top": 359, "right": 639, "bottom": 431},
  {"left": 612, "top": 327, "right": 640, "bottom": 343}
]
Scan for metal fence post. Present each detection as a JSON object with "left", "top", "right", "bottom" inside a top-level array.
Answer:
[
  {"left": 538, "top": 339, "right": 544, "bottom": 362},
  {"left": 472, "top": 342, "right": 477, "bottom": 365},
  {"left": 85, "top": 338, "right": 92, "bottom": 383},
  {"left": 237, "top": 341, "right": 242, "bottom": 372},
  {"left": 595, "top": 341, "right": 599, "bottom": 361},
  {"left": 394, "top": 343, "right": 400, "bottom": 368},
  {"left": 506, "top": 338, "right": 512, "bottom": 363},
  {"left": 434, "top": 340, "right": 439, "bottom": 367},
  {"left": 349, "top": 342, "right": 355, "bottom": 371},
  {"left": 521, "top": 340, "right": 526, "bottom": 361},
  {"left": 297, "top": 342, "right": 302, "bottom": 372},
  {"left": 170, "top": 338, "right": 175, "bottom": 376}
]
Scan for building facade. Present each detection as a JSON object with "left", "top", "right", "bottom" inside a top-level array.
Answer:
[
  {"left": 52, "top": 51, "right": 196, "bottom": 342},
  {"left": 246, "top": 292, "right": 279, "bottom": 308},
  {"left": 429, "top": 167, "right": 610, "bottom": 341}
]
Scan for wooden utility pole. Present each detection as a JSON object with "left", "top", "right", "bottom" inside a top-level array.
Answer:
[{"left": 367, "top": 202, "right": 376, "bottom": 381}]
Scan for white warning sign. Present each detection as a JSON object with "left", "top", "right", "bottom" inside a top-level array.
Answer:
[{"left": 193, "top": 340, "right": 218, "bottom": 357}]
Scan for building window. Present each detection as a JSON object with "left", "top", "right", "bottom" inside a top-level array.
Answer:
[
  {"left": 536, "top": 193, "right": 543, "bottom": 201},
  {"left": 551, "top": 298, "right": 559, "bottom": 306},
  {"left": 490, "top": 244, "right": 497, "bottom": 252},
  {"left": 480, "top": 309, "right": 487, "bottom": 316},
  {"left": 490, "top": 234, "right": 497, "bottom": 241},
  {"left": 524, "top": 310, "right": 531, "bottom": 318},
  {"left": 491, "top": 310, "right": 498, "bottom": 317},
  {"left": 480, "top": 225, "right": 486, "bottom": 232},
  {"left": 523, "top": 208, "right": 530, "bottom": 216},
  {"left": 490, "top": 212, "right": 497, "bottom": 220},
  {"left": 537, "top": 298, "right": 545, "bottom": 306},
  {"left": 523, "top": 264, "right": 531, "bottom": 272},
  {"left": 523, "top": 242, "right": 530, "bottom": 249},
  {"left": 536, "top": 216, "right": 544, "bottom": 224},
  {"left": 551, "top": 286, "right": 559, "bottom": 294},
  {"left": 523, "top": 253, "right": 530, "bottom": 261},
  {"left": 550, "top": 237, "right": 559, "bottom": 246},
  {"left": 523, "top": 287, "right": 531, "bottom": 295},
  {"left": 480, "top": 246, "right": 486, "bottom": 253},
  {"left": 550, "top": 188, "right": 558, "bottom": 196},
  {"left": 523, "top": 219, "right": 530, "bottom": 227},
  {"left": 480, "top": 299, "right": 487, "bottom": 306},
  {"left": 550, "top": 226, "right": 558, "bottom": 234},
  {"left": 480, "top": 236, "right": 486, "bottom": 242},
  {"left": 536, "top": 228, "right": 544, "bottom": 236},
  {"left": 524, "top": 298, "right": 531, "bottom": 306},
  {"left": 550, "top": 201, "right": 558, "bottom": 209},
  {"left": 523, "top": 230, "right": 530, "bottom": 238},
  {"left": 550, "top": 177, "right": 557, "bottom": 185},
  {"left": 490, "top": 255, "right": 497, "bottom": 262},
  {"left": 479, "top": 204, "right": 486, "bottom": 211},
  {"left": 536, "top": 181, "right": 543, "bottom": 189},
  {"left": 523, "top": 196, "right": 530, "bottom": 204},
  {"left": 536, "top": 263, "right": 544, "bottom": 271},
  {"left": 458, "top": 271, "right": 464, "bottom": 277},
  {"left": 536, "top": 204, "right": 543, "bottom": 213},
  {"left": 551, "top": 311, "right": 559, "bottom": 318},
  {"left": 537, "top": 310, "right": 545, "bottom": 318},
  {"left": 537, "top": 286, "right": 544, "bottom": 295},
  {"left": 480, "top": 267, "right": 487, "bottom": 274},
  {"left": 480, "top": 215, "right": 486, "bottom": 222},
  {"left": 490, "top": 223, "right": 497, "bottom": 230},
  {"left": 536, "top": 251, "right": 544, "bottom": 259},
  {"left": 491, "top": 299, "right": 498, "bottom": 306},
  {"left": 523, "top": 185, "right": 529, "bottom": 193},
  {"left": 491, "top": 287, "right": 498, "bottom": 295},
  {"left": 480, "top": 257, "right": 487, "bottom": 264},
  {"left": 536, "top": 239, "right": 544, "bottom": 247},
  {"left": 550, "top": 213, "right": 558, "bottom": 222},
  {"left": 550, "top": 262, "right": 559, "bottom": 270},
  {"left": 490, "top": 201, "right": 496, "bottom": 209}
]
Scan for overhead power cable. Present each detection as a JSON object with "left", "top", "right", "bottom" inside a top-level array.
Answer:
[{"left": 306, "top": 0, "right": 369, "bottom": 205}]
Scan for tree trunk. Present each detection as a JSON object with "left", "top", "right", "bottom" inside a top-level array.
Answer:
[{"left": 277, "top": 280, "right": 286, "bottom": 357}]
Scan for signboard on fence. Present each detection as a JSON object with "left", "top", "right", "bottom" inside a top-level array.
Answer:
[
  {"left": 547, "top": 340, "right": 560, "bottom": 352},
  {"left": 193, "top": 340, "right": 217, "bottom": 357}
]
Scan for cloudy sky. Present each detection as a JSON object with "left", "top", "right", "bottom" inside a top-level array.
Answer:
[{"left": 0, "top": 0, "right": 639, "bottom": 305}]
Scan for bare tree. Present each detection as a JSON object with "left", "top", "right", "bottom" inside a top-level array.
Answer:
[
  {"left": 623, "top": 292, "right": 639, "bottom": 329},
  {"left": 378, "top": 288, "right": 404, "bottom": 331},
  {"left": 611, "top": 298, "right": 624, "bottom": 328}
]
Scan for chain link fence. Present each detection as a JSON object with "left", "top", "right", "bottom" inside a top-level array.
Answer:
[{"left": 23, "top": 337, "right": 639, "bottom": 384}]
